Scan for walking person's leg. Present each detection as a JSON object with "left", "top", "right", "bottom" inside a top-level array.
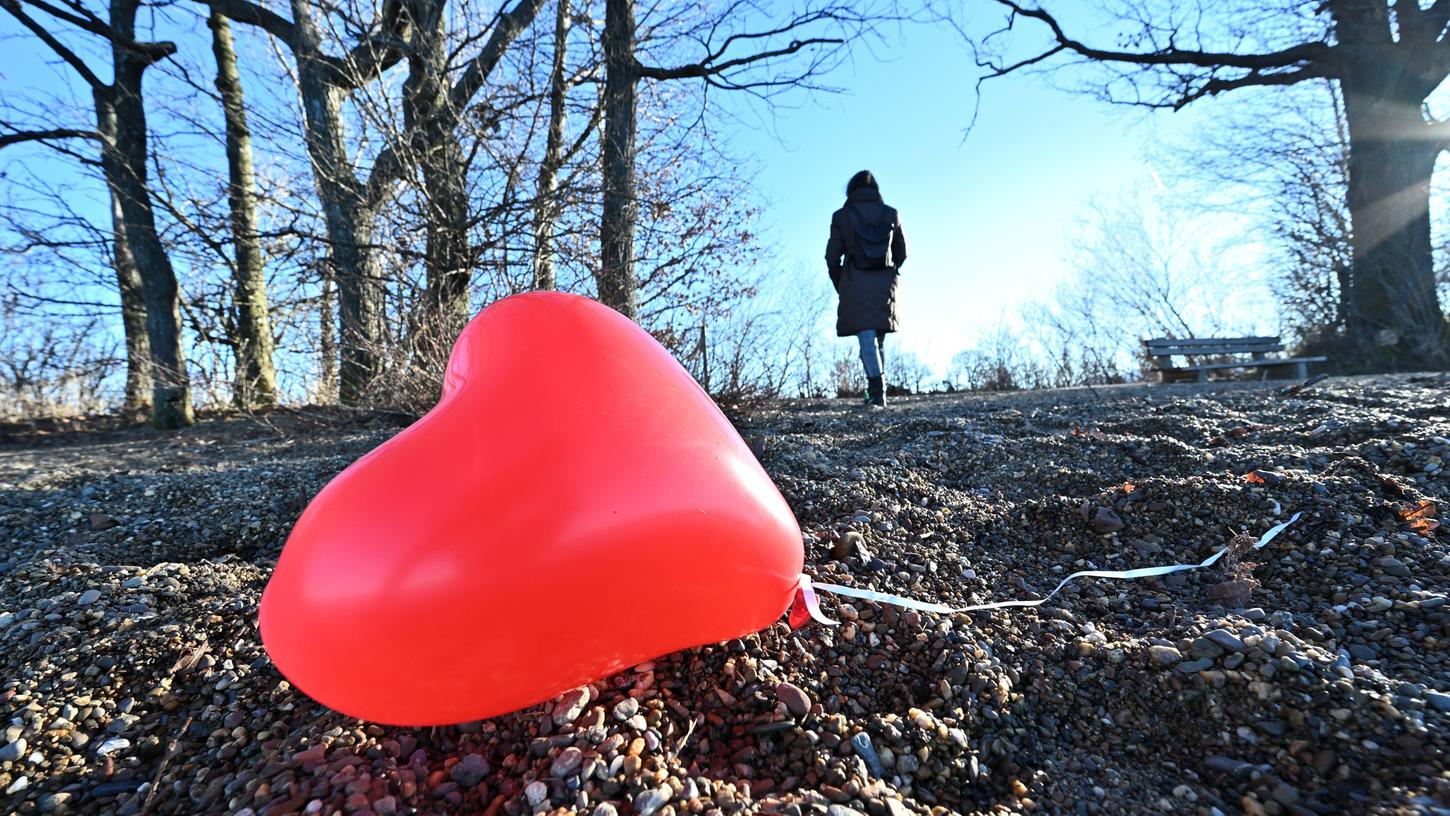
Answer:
[{"left": 858, "top": 329, "right": 885, "bottom": 408}]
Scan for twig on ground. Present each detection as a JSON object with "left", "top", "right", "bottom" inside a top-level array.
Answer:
[
  {"left": 1276, "top": 373, "right": 1329, "bottom": 397},
  {"left": 139, "top": 714, "right": 193, "bottom": 815}
]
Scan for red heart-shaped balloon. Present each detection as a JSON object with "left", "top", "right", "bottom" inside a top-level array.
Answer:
[{"left": 259, "top": 292, "right": 804, "bottom": 725}]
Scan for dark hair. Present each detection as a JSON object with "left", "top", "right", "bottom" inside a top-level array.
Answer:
[{"left": 846, "top": 170, "right": 878, "bottom": 195}]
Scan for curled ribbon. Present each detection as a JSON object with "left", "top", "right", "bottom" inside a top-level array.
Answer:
[{"left": 791, "top": 512, "right": 1301, "bottom": 626}]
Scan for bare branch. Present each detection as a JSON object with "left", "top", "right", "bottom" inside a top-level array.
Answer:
[
  {"left": 192, "top": 0, "right": 298, "bottom": 51},
  {"left": 449, "top": 0, "right": 548, "bottom": 112},
  {"left": 1, "top": 0, "right": 105, "bottom": 88},
  {"left": 0, "top": 128, "right": 102, "bottom": 149},
  {"left": 980, "top": 0, "right": 1333, "bottom": 110},
  {"left": 18, "top": 0, "right": 174, "bottom": 61},
  {"left": 636, "top": 37, "right": 844, "bottom": 81}
]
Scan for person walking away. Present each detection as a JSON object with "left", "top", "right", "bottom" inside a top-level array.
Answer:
[{"left": 825, "top": 170, "right": 907, "bottom": 408}]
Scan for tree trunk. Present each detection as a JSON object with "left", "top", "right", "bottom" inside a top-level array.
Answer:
[
  {"left": 319, "top": 265, "right": 339, "bottom": 404},
  {"left": 405, "top": 0, "right": 472, "bottom": 338},
  {"left": 600, "top": 0, "right": 639, "bottom": 319},
  {"left": 290, "top": 0, "right": 384, "bottom": 404},
  {"left": 532, "top": 0, "right": 570, "bottom": 291},
  {"left": 209, "top": 9, "right": 278, "bottom": 409},
  {"left": 108, "top": 183, "right": 152, "bottom": 415},
  {"left": 1340, "top": 77, "right": 1450, "bottom": 370},
  {"left": 102, "top": 2, "right": 194, "bottom": 428}
]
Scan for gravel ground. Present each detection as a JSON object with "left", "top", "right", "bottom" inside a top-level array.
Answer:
[{"left": 1, "top": 375, "right": 1447, "bottom": 816}]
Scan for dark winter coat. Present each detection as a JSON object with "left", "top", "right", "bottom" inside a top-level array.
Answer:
[{"left": 826, "top": 187, "right": 907, "bottom": 337}]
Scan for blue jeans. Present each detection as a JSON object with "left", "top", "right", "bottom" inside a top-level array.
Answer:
[{"left": 857, "top": 330, "right": 885, "bottom": 378}]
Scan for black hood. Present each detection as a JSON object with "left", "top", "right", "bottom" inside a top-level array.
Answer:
[{"left": 846, "top": 187, "right": 883, "bottom": 206}]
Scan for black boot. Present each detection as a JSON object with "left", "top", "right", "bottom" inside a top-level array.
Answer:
[{"left": 867, "top": 376, "right": 886, "bottom": 408}]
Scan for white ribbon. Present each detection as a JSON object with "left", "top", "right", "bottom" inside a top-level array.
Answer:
[{"left": 802, "top": 512, "right": 1301, "bottom": 621}]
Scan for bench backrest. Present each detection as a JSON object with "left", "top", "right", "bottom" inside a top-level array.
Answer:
[{"left": 1144, "top": 336, "right": 1284, "bottom": 357}]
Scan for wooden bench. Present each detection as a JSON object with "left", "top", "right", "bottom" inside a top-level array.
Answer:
[{"left": 1144, "top": 336, "right": 1327, "bottom": 383}]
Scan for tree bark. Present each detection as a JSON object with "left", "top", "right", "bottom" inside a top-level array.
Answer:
[
  {"left": 404, "top": 0, "right": 472, "bottom": 337},
  {"left": 103, "top": 0, "right": 193, "bottom": 428},
  {"left": 209, "top": 9, "right": 279, "bottom": 408},
  {"left": 319, "top": 264, "right": 338, "bottom": 404},
  {"left": 107, "top": 183, "right": 152, "bottom": 415},
  {"left": 290, "top": 0, "right": 384, "bottom": 404},
  {"left": 1339, "top": 72, "right": 1450, "bottom": 369},
  {"left": 600, "top": 0, "right": 639, "bottom": 319},
  {"left": 532, "top": 0, "right": 570, "bottom": 291}
]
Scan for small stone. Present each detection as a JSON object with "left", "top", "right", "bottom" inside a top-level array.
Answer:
[
  {"left": 5, "top": 776, "right": 28, "bottom": 794},
  {"left": 0, "top": 738, "right": 25, "bottom": 761},
  {"left": 525, "top": 780, "right": 549, "bottom": 807},
  {"left": 1376, "top": 557, "right": 1411, "bottom": 578},
  {"left": 97, "top": 737, "right": 130, "bottom": 756},
  {"left": 372, "top": 796, "right": 398, "bottom": 815},
  {"left": 612, "top": 697, "right": 639, "bottom": 721},
  {"left": 592, "top": 805, "right": 618, "bottom": 816},
  {"left": 1091, "top": 506, "right": 1125, "bottom": 534},
  {"left": 1203, "top": 756, "right": 1253, "bottom": 777},
  {"left": 1190, "top": 637, "right": 1226, "bottom": 659},
  {"left": 635, "top": 786, "right": 673, "bottom": 816},
  {"left": 850, "top": 732, "right": 883, "bottom": 777},
  {"left": 835, "top": 531, "right": 868, "bottom": 561},
  {"left": 122, "top": 576, "right": 143, "bottom": 589},
  {"left": 553, "top": 687, "right": 590, "bottom": 725},
  {"left": 451, "top": 753, "right": 489, "bottom": 787},
  {"left": 1424, "top": 691, "right": 1450, "bottom": 712},
  {"left": 827, "top": 806, "right": 866, "bottom": 816},
  {"left": 1203, "top": 629, "right": 1247, "bottom": 653},
  {"left": 1348, "top": 644, "right": 1377, "bottom": 661},
  {"left": 77, "top": 589, "right": 101, "bottom": 606},
  {"left": 551, "top": 746, "right": 584, "bottom": 777},
  {"left": 88, "top": 513, "right": 119, "bottom": 531},
  {"left": 39, "top": 792, "right": 72, "bottom": 812},
  {"left": 1148, "top": 645, "right": 1181, "bottom": 666},
  {"left": 1178, "top": 658, "right": 1214, "bottom": 673},
  {"left": 775, "top": 681, "right": 812, "bottom": 718}
]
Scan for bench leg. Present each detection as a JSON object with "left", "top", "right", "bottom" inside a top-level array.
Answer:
[
  {"left": 1292, "top": 361, "right": 1307, "bottom": 380},
  {"left": 1196, "top": 369, "right": 1208, "bottom": 384}
]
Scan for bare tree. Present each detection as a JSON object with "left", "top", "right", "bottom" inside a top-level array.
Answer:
[
  {"left": 1, "top": 0, "right": 195, "bottom": 428},
  {"left": 972, "top": 0, "right": 1450, "bottom": 370}
]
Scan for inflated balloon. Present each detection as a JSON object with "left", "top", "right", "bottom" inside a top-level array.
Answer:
[{"left": 259, "top": 292, "right": 804, "bottom": 725}]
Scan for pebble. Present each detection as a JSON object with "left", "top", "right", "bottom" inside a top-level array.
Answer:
[
  {"left": 77, "top": 589, "right": 101, "bottom": 606},
  {"left": 96, "top": 737, "right": 130, "bottom": 755},
  {"left": 450, "top": 753, "right": 489, "bottom": 787},
  {"left": 635, "top": 786, "right": 672, "bottom": 816},
  {"left": 775, "top": 681, "right": 812, "bottom": 717},
  {"left": 612, "top": 697, "right": 639, "bottom": 721},
  {"left": 1203, "top": 629, "right": 1247, "bottom": 653},
  {"left": 0, "top": 738, "right": 26, "bottom": 761},
  {"left": 524, "top": 780, "right": 548, "bottom": 807},
  {"left": 550, "top": 746, "right": 583, "bottom": 777},
  {"left": 1149, "top": 645, "right": 1182, "bottom": 666},
  {"left": 553, "top": 687, "right": 590, "bottom": 725}
]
